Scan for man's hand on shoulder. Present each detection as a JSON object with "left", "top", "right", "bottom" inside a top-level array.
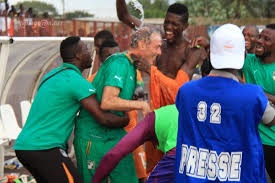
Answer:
[
  {"left": 134, "top": 60, "right": 151, "bottom": 75},
  {"left": 140, "top": 101, "right": 151, "bottom": 117}
]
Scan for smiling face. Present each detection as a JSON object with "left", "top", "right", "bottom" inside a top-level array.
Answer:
[
  {"left": 129, "top": 27, "right": 162, "bottom": 65},
  {"left": 142, "top": 32, "right": 162, "bottom": 65},
  {"left": 242, "top": 26, "right": 259, "bottom": 54},
  {"left": 163, "top": 12, "right": 188, "bottom": 44},
  {"left": 255, "top": 28, "right": 275, "bottom": 58}
]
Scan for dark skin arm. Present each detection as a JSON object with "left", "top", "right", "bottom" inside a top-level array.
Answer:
[
  {"left": 181, "top": 36, "right": 209, "bottom": 79},
  {"left": 265, "top": 92, "right": 275, "bottom": 105},
  {"left": 134, "top": 60, "right": 151, "bottom": 75},
  {"left": 190, "top": 36, "right": 210, "bottom": 49},
  {"left": 267, "top": 116, "right": 275, "bottom": 126},
  {"left": 135, "top": 57, "right": 196, "bottom": 79},
  {"left": 134, "top": 37, "right": 208, "bottom": 79},
  {"left": 135, "top": 50, "right": 206, "bottom": 80},
  {"left": 116, "top": 0, "right": 141, "bottom": 29},
  {"left": 81, "top": 94, "right": 129, "bottom": 128},
  {"left": 180, "top": 50, "right": 200, "bottom": 79}
]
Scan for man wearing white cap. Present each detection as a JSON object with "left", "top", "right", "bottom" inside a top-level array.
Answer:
[{"left": 175, "top": 23, "right": 275, "bottom": 183}]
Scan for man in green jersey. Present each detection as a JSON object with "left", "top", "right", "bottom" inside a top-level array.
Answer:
[
  {"left": 74, "top": 26, "right": 162, "bottom": 183},
  {"left": 243, "top": 24, "right": 275, "bottom": 182},
  {"left": 14, "top": 36, "right": 129, "bottom": 183}
]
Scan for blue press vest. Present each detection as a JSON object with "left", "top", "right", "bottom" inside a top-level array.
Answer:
[{"left": 175, "top": 76, "right": 268, "bottom": 183}]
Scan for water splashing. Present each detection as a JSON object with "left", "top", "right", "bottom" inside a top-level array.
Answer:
[{"left": 129, "top": 0, "right": 144, "bottom": 28}]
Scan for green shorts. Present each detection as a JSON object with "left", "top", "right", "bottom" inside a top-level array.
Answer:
[{"left": 73, "top": 136, "right": 138, "bottom": 183}]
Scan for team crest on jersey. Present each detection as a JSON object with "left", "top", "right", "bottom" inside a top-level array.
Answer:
[
  {"left": 87, "top": 160, "right": 95, "bottom": 170},
  {"left": 272, "top": 71, "right": 275, "bottom": 80}
]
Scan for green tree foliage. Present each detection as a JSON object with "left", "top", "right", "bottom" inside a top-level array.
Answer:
[
  {"left": 64, "top": 11, "right": 94, "bottom": 20},
  {"left": 127, "top": 0, "right": 275, "bottom": 23},
  {"left": 14, "top": 1, "right": 58, "bottom": 17},
  {"left": 180, "top": 0, "right": 248, "bottom": 22},
  {"left": 148, "top": 0, "right": 169, "bottom": 18},
  {"left": 179, "top": 0, "right": 275, "bottom": 22}
]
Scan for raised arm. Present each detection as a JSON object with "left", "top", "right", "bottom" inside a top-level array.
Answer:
[
  {"left": 91, "top": 111, "right": 157, "bottom": 183},
  {"left": 180, "top": 47, "right": 207, "bottom": 79},
  {"left": 81, "top": 94, "right": 129, "bottom": 128},
  {"left": 116, "top": 0, "right": 142, "bottom": 29}
]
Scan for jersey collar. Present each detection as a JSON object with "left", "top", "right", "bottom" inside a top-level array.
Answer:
[
  {"left": 62, "top": 63, "right": 82, "bottom": 75},
  {"left": 209, "top": 69, "right": 239, "bottom": 82},
  {"left": 123, "top": 51, "right": 134, "bottom": 63}
]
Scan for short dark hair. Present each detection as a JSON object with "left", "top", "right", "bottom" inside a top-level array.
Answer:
[
  {"left": 243, "top": 25, "right": 259, "bottom": 34},
  {"left": 99, "top": 40, "right": 119, "bottom": 58},
  {"left": 266, "top": 24, "right": 275, "bottom": 30},
  {"left": 94, "top": 30, "right": 114, "bottom": 42},
  {"left": 167, "top": 3, "right": 189, "bottom": 23},
  {"left": 60, "top": 36, "right": 80, "bottom": 62}
]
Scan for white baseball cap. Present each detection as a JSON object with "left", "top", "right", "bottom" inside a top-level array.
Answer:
[{"left": 210, "top": 23, "right": 245, "bottom": 69}]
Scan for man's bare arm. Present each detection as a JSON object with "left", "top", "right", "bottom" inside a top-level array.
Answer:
[
  {"left": 101, "top": 86, "right": 151, "bottom": 116},
  {"left": 116, "top": 0, "right": 142, "bottom": 29},
  {"left": 81, "top": 94, "right": 129, "bottom": 128},
  {"left": 181, "top": 47, "right": 207, "bottom": 79}
]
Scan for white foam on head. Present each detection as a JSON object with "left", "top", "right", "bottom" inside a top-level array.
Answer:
[{"left": 129, "top": 0, "right": 144, "bottom": 28}]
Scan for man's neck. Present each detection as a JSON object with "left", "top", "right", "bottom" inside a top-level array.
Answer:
[
  {"left": 64, "top": 61, "right": 83, "bottom": 72},
  {"left": 210, "top": 69, "right": 239, "bottom": 82}
]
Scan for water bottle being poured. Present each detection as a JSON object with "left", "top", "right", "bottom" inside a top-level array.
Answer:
[{"left": 129, "top": 0, "right": 144, "bottom": 28}]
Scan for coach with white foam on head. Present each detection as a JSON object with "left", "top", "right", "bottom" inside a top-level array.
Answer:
[{"left": 175, "top": 23, "right": 275, "bottom": 183}]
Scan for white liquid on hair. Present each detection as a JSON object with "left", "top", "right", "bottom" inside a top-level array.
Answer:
[{"left": 129, "top": 0, "right": 144, "bottom": 28}]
